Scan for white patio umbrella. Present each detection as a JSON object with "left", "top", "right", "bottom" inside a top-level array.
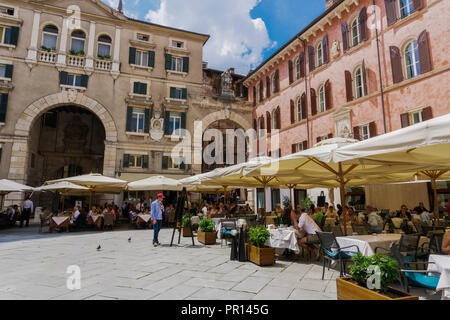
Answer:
[
  {"left": 34, "top": 181, "right": 90, "bottom": 211},
  {"left": 0, "top": 179, "right": 33, "bottom": 210},
  {"left": 127, "top": 175, "right": 182, "bottom": 191}
]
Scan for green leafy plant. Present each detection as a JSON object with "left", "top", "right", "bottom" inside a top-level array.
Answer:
[
  {"left": 199, "top": 218, "right": 214, "bottom": 233},
  {"left": 41, "top": 45, "right": 51, "bottom": 52},
  {"left": 302, "top": 197, "right": 314, "bottom": 210},
  {"left": 248, "top": 225, "right": 271, "bottom": 248},
  {"left": 349, "top": 253, "right": 400, "bottom": 293},
  {"left": 182, "top": 214, "right": 191, "bottom": 228}
]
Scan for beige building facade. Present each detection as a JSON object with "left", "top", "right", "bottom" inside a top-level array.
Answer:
[{"left": 0, "top": 0, "right": 252, "bottom": 206}]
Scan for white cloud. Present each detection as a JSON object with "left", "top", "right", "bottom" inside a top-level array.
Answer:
[{"left": 145, "top": 0, "right": 274, "bottom": 75}]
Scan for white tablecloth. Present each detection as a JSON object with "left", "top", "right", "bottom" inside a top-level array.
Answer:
[
  {"left": 428, "top": 254, "right": 450, "bottom": 299},
  {"left": 336, "top": 234, "right": 402, "bottom": 257},
  {"left": 138, "top": 214, "right": 151, "bottom": 223},
  {"left": 91, "top": 215, "right": 103, "bottom": 223},
  {"left": 52, "top": 217, "right": 69, "bottom": 226},
  {"left": 265, "top": 228, "right": 300, "bottom": 253}
]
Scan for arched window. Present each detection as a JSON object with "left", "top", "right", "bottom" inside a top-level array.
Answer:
[
  {"left": 404, "top": 40, "right": 420, "bottom": 79},
  {"left": 272, "top": 109, "right": 278, "bottom": 129},
  {"left": 271, "top": 73, "right": 277, "bottom": 95},
  {"left": 399, "top": 0, "right": 414, "bottom": 19},
  {"left": 296, "top": 97, "right": 302, "bottom": 121},
  {"left": 97, "top": 34, "right": 112, "bottom": 58},
  {"left": 42, "top": 24, "right": 58, "bottom": 50},
  {"left": 354, "top": 66, "right": 365, "bottom": 99},
  {"left": 351, "top": 17, "right": 360, "bottom": 47},
  {"left": 316, "top": 41, "right": 323, "bottom": 67},
  {"left": 318, "top": 85, "right": 326, "bottom": 113},
  {"left": 295, "top": 57, "right": 301, "bottom": 80},
  {"left": 70, "top": 30, "right": 86, "bottom": 54}
]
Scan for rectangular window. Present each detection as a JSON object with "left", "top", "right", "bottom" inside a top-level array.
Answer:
[
  {"left": 0, "top": 65, "right": 6, "bottom": 78},
  {"left": 67, "top": 74, "right": 83, "bottom": 87},
  {"left": 0, "top": 6, "right": 14, "bottom": 16},
  {"left": 137, "top": 33, "right": 150, "bottom": 42},
  {"left": 172, "top": 40, "right": 184, "bottom": 48},
  {"left": 297, "top": 142, "right": 304, "bottom": 152},
  {"left": 42, "top": 33, "right": 57, "bottom": 50},
  {"left": 410, "top": 110, "right": 422, "bottom": 125},
  {"left": 131, "top": 109, "right": 145, "bottom": 133},
  {"left": 0, "top": 26, "right": 12, "bottom": 44},
  {"left": 171, "top": 56, "right": 183, "bottom": 72},
  {"left": 133, "top": 81, "right": 148, "bottom": 95},
  {"left": 129, "top": 154, "right": 143, "bottom": 168},
  {"left": 135, "top": 50, "right": 149, "bottom": 67},
  {"left": 361, "top": 125, "right": 370, "bottom": 140},
  {"left": 169, "top": 112, "right": 181, "bottom": 135},
  {"left": 399, "top": 0, "right": 414, "bottom": 19}
]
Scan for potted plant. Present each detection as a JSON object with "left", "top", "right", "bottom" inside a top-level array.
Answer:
[
  {"left": 282, "top": 196, "right": 290, "bottom": 208},
  {"left": 197, "top": 218, "right": 216, "bottom": 245},
  {"left": 302, "top": 197, "right": 314, "bottom": 212},
  {"left": 336, "top": 253, "right": 418, "bottom": 300},
  {"left": 247, "top": 225, "right": 275, "bottom": 266},
  {"left": 182, "top": 214, "right": 192, "bottom": 237}
]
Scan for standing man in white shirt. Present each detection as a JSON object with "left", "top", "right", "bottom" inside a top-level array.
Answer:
[{"left": 20, "top": 196, "right": 34, "bottom": 227}]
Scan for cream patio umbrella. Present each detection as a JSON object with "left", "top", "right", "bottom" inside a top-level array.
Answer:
[
  {"left": 334, "top": 114, "right": 450, "bottom": 219},
  {"left": 127, "top": 175, "right": 182, "bottom": 191},
  {"left": 34, "top": 181, "right": 90, "bottom": 211},
  {"left": 0, "top": 179, "right": 34, "bottom": 210},
  {"left": 45, "top": 173, "right": 128, "bottom": 208}
]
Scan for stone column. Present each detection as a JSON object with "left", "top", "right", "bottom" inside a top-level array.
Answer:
[
  {"left": 25, "top": 10, "right": 41, "bottom": 64},
  {"left": 85, "top": 21, "right": 96, "bottom": 71},
  {"left": 56, "top": 18, "right": 68, "bottom": 67},
  {"left": 103, "top": 141, "right": 117, "bottom": 177},
  {"left": 5, "top": 138, "right": 30, "bottom": 206},
  {"left": 111, "top": 27, "right": 121, "bottom": 76}
]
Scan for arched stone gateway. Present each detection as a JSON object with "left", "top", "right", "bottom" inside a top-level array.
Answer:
[{"left": 9, "top": 91, "right": 118, "bottom": 186}]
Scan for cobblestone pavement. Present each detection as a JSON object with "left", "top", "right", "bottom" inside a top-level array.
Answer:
[{"left": 0, "top": 225, "right": 439, "bottom": 300}]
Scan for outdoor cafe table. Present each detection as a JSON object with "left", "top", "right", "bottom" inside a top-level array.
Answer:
[
  {"left": 137, "top": 214, "right": 151, "bottom": 224},
  {"left": 265, "top": 227, "right": 300, "bottom": 254},
  {"left": 336, "top": 234, "right": 401, "bottom": 257},
  {"left": 427, "top": 254, "right": 450, "bottom": 300},
  {"left": 88, "top": 215, "right": 103, "bottom": 229},
  {"left": 49, "top": 216, "right": 70, "bottom": 232}
]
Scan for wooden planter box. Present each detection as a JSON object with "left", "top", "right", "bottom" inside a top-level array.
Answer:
[
  {"left": 248, "top": 245, "right": 275, "bottom": 266},
  {"left": 182, "top": 227, "right": 192, "bottom": 237},
  {"left": 336, "top": 277, "right": 418, "bottom": 300},
  {"left": 198, "top": 231, "right": 217, "bottom": 245}
]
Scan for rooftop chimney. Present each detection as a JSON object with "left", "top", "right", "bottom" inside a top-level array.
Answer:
[{"left": 118, "top": 0, "right": 123, "bottom": 14}]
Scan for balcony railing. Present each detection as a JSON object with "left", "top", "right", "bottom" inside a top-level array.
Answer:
[
  {"left": 95, "top": 59, "right": 112, "bottom": 71},
  {"left": 67, "top": 54, "right": 85, "bottom": 68},
  {"left": 38, "top": 50, "right": 57, "bottom": 64}
]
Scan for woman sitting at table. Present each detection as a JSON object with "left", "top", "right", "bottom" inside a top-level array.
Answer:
[
  {"left": 86, "top": 206, "right": 96, "bottom": 223},
  {"left": 396, "top": 204, "right": 412, "bottom": 221},
  {"left": 325, "top": 206, "right": 338, "bottom": 219},
  {"left": 442, "top": 231, "right": 450, "bottom": 255},
  {"left": 274, "top": 203, "right": 283, "bottom": 217},
  {"left": 344, "top": 207, "right": 358, "bottom": 225}
]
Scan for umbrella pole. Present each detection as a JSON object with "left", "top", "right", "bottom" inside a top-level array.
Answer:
[
  {"left": 89, "top": 191, "right": 93, "bottom": 209},
  {"left": 263, "top": 184, "right": 267, "bottom": 224},
  {"left": 339, "top": 181, "right": 347, "bottom": 235},
  {"left": 61, "top": 194, "right": 65, "bottom": 212},
  {"left": 422, "top": 170, "right": 447, "bottom": 221}
]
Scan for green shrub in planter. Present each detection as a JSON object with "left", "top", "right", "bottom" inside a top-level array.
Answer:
[
  {"left": 350, "top": 253, "right": 400, "bottom": 293},
  {"left": 199, "top": 218, "right": 214, "bottom": 233},
  {"left": 182, "top": 214, "right": 191, "bottom": 228},
  {"left": 248, "top": 225, "right": 271, "bottom": 248}
]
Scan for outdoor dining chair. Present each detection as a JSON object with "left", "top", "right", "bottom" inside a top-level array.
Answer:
[
  {"left": 103, "top": 214, "right": 114, "bottom": 231},
  {"left": 417, "top": 230, "right": 445, "bottom": 260},
  {"left": 392, "top": 243, "right": 440, "bottom": 293},
  {"left": 352, "top": 224, "right": 369, "bottom": 235},
  {"left": 316, "top": 231, "right": 360, "bottom": 280},
  {"left": 330, "top": 225, "right": 344, "bottom": 237},
  {"left": 375, "top": 233, "right": 420, "bottom": 263},
  {"left": 39, "top": 214, "right": 50, "bottom": 233},
  {"left": 220, "top": 220, "right": 237, "bottom": 247}
]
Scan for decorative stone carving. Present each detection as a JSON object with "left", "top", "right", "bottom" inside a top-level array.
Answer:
[
  {"left": 220, "top": 69, "right": 234, "bottom": 98},
  {"left": 150, "top": 110, "right": 164, "bottom": 141},
  {"left": 67, "top": 89, "right": 77, "bottom": 102},
  {"left": 333, "top": 107, "right": 352, "bottom": 138},
  {"left": 331, "top": 40, "right": 340, "bottom": 59}
]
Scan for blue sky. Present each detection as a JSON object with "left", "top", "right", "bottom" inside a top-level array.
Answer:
[{"left": 105, "top": 0, "right": 325, "bottom": 74}]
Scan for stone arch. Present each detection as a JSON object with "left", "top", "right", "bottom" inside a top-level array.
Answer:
[
  {"left": 199, "top": 109, "right": 251, "bottom": 133},
  {"left": 9, "top": 91, "right": 118, "bottom": 184}
]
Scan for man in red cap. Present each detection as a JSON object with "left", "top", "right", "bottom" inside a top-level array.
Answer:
[{"left": 151, "top": 193, "right": 165, "bottom": 246}]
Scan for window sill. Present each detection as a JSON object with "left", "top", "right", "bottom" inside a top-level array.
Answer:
[
  {"left": 129, "top": 93, "right": 152, "bottom": 100},
  {"left": 130, "top": 64, "right": 154, "bottom": 72},
  {"left": 125, "top": 132, "right": 149, "bottom": 137},
  {"left": 165, "top": 46, "right": 191, "bottom": 56},
  {"left": 165, "top": 97, "right": 187, "bottom": 103},
  {"left": 0, "top": 77, "right": 11, "bottom": 82},
  {"left": 60, "top": 85, "right": 86, "bottom": 91},
  {"left": 129, "top": 39, "right": 157, "bottom": 50},
  {"left": 0, "top": 43, "right": 15, "bottom": 49},
  {"left": 166, "top": 70, "right": 188, "bottom": 77}
]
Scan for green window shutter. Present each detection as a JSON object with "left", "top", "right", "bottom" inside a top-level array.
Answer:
[
  {"left": 133, "top": 82, "right": 140, "bottom": 94},
  {"left": 9, "top": 27, "right": 19, "bottom": 46},
  {"left": 180, "top": 157, "right": 186, "bottom": 170},
  {"left": 80, "top": 75, "right": 89, "bottom": 88},
  {"left": 59, "top": 71, "right": 68, "bottom": 85},
  {"left": 181, "top": 112, "right": 186, "bottom": 136},
  {"left": 182, "top": 57, "right": 189, "bottom": 73},
  {"left": 142, "top": 155, "right": 149, "bottom": 169},
  {"left": 170, "top": 87, "right": 176, "bottom": 99},
  {"left": 5, "top": 64, "right": 13, "bottom": 79},
  {"left": 162, "top": 156, "right": 168, "bottom": 170},
  {"left": 126, "top": 106, "right": 133, "bottom": 132},
  {"left": 163, "top": 111, "right": 170, "bottom": 135},
  {"left": 129, "top": 47, "right": 136, "bottom": 65},
  {"left": 123, "top": 154, "right": 130, "bottom": 168},
  {"left": 0, "top": 94, "right": 8, "bottom": 123},
  {"left": 148, "top": 51, "right": 155, "bottom": 68},
  {"left": 140, "top": 82, "right": 147, "bottom": 95},
  {"left": 144, "top": 108, "right": 150, "bottom": 133},
  {"left": 182, "top": 88, "right": 187, "bottom": 100},
  {"left": 165, "top": 53, "right": 172, "bottom": 70}
]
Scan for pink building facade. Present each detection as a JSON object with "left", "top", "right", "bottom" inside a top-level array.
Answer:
[{"left": 243, "top": 0, "right": 450, "bottom": 211}]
